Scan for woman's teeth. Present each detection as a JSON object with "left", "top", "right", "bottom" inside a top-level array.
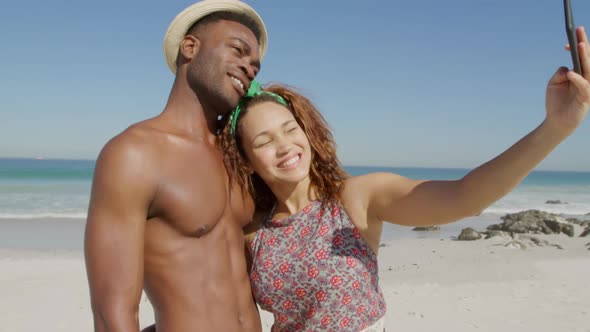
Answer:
[{"left": 280, "top": 155, "right": 300, "bottom": 168}]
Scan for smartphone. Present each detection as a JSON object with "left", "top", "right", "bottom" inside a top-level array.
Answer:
[{"left": 564, "top": 0, "right": 582, "bottom": 75}]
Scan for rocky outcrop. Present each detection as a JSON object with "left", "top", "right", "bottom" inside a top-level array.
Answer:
[
  {"left": 487, "top": 210, "right": 574, "bottom": 237},
  {"left": 413, "top": 226, "right": 441, "bottom": 231},
  {"left": 545, "top": 200, "right": 567, "bottom": 204}
]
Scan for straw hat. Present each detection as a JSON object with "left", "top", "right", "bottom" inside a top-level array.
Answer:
[{"left": 163, "top": 0, "right": 267, "bottom": 74}]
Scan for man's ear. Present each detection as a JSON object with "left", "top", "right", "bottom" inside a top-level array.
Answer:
[{"left": 178, "top": 35, "right": 201, "bottom": 64}]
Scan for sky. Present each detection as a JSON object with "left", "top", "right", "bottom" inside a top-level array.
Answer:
[{"left": 1, "top": 0, "right": 589, "bottom": 171}]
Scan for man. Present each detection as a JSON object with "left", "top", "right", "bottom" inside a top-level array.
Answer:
[{"left": 84, "top": 1, "right": 267, "bottom": 331}]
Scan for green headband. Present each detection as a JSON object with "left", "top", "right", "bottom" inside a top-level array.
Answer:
[{"left": 229, "top": 80, "right": 287, "bottom": 138}]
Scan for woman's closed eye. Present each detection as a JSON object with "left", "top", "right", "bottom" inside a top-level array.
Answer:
[{"left": 255, "top": 139, "right": 272, "bottom": 148}]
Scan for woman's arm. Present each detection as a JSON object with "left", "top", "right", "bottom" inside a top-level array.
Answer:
[{"left": 361, "top": 27, "right": 590, "bottom": 227}]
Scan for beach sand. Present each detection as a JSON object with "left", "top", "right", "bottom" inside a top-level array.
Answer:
[{"left": 1, "top": 218, "right": 589, "bottom": 331}]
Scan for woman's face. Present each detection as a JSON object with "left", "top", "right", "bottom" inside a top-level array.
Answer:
[{"left": 238, "top": 101, "right": 312, "bottom": 189}]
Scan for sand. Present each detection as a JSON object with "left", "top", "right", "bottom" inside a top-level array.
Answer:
[{"left": 1, "top": 218, "right": 589, "bottom": 332}]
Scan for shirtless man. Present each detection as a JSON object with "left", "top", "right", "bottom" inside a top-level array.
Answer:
[{"left": 84, "top": 1, "right": 267, "bottom": 331}]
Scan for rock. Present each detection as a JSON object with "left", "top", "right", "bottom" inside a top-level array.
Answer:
[
  {"left": 458, "top": 227, "right": 482, "bottom": 241},
  {"left": 413, "top": 226, "right": 440, "bottom": 231},
  {"left": 545, "top": 200, "right": 567, "bottom": 204},
  {"left": 487, "top": 210, "right": 574, "bottom": 237},
  {"left": 581, "top": 227, "right": 590, "bottom": 238},
  {"left": 566, "top": 218, "right": 590, "bottom": 227},
  {"left": 561, "top": 224, "right": 575, "bottom": 237}
]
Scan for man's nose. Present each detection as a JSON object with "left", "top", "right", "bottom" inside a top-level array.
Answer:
[{"left": 238, "top": 61, "right": 256, "bottom": 81}]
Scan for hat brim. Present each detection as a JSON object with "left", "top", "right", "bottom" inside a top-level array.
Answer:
[{"left": 163, "top": 0, "right": 267, "bottom": 74}]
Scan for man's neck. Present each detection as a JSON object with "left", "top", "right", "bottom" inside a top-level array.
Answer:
[{"left": 162, "top": 75, "right": 219, "bottom": 139}]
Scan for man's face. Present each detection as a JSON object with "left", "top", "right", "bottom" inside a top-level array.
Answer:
[{"left": 187, "top": 20, "right": 261, "bottom": 115}]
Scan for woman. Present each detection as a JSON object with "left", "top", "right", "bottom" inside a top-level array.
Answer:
[{"left": 218, "top": 37, "right": 590, "bottom": 331}]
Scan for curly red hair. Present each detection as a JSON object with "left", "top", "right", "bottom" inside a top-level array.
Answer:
[{"left": 218, "top": 83, "right": 348, "bottom": 211}]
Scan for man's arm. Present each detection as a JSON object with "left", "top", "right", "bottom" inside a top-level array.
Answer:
[{"left": 85, "top": 135, "right": 156, "bottom": 332}]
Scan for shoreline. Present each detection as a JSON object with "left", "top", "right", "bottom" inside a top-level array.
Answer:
[{"left": 2, "top": 210, "right": 586, "bottom": 250}]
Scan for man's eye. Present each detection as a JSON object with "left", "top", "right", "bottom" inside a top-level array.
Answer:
[{"left": 232, "top": 46, "right": 242, "bottom": 55}]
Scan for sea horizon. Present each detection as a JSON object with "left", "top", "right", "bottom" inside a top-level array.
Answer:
[{"left": 1, "top": 157, "right": 589, "bottom": 220}]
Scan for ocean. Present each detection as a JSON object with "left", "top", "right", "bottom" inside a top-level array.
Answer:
[{"left": 1, "top": 158, "right": 589, "bottom": 222}]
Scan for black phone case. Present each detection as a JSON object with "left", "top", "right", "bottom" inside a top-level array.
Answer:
[{"left": 564, "top": 0, "right": 582, "bottom": 75}]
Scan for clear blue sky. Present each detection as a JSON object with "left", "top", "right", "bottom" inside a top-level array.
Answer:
[{"left": 1, "top": 0, "right": 589, "bottom": 171}]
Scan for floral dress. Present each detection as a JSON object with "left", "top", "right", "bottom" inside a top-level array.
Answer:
[{"left": 249, "top": 200, "right": 386, "bottom": 331}]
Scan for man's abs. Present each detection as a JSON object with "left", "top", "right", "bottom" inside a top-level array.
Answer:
[{"left": 142, "top": 215, "right": 260, "bottom": 332}]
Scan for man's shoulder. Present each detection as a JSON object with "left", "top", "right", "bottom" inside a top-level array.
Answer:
[{"left": 95, "top": 122, "right": 162, "bottom": 175}]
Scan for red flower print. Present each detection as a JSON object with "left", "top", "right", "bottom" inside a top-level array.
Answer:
[
  {"left": 273, "top": 278, "right": 284, "bottom": 290},
  {"left": 308, "top": 266, "right": 319, "bottom": 278},
  {"left": 294, "top": 323, "right": 302, "bottom": 331},
  {"left": 300, "top": 226, "right": 310, "bottom": 237},
  {"left": 342, "top": 294, "right": 352, "bottom": 305},
  {"left": 279, "top": 263, "right": 291, "bottom": 273},
  {"left": 340, "top": 317, "right": 351, "bottom": 328},
  {"left": 352, "top": 280, "right": 361, "bottom": 290},
  {"left": 368, "top": 261, "right": 375, "bottom": 270},
  {"left": 315, "top": 249, "right": 327, "bottom": 260},
  {"left": 318, "top": 210, "right": 327, "bottom": 220},
  {"left": 278, "top": 313, "right": 288, "bottom": 323},
  {"left": 357, "top": 305, "right": 366, "bottom": 315},
  {"left": 288, "top": 243, "right": 298, "bottom": 253},
  {"left": 353, "top": 227, "right": 361, "bottom": 239},
  {"left": 363, "top": 272, "right": 370, "bottom": 280},
  {"left": 320, "top": 315, "right": 332, "bottom": 327},
  {"left": 360, "top": 322, "right": 367, "bottom": 330},
  {"left": 361, "top": 249, "right": 368, "bottom": 257},
  {"left": 267, "top": 236, "right": 277, "bottom": 246},
  {"left": 284, "top": 225, "right": 294, "bottom": 235},
  {"left": 282, "top": 299, "right": 293, "bottom": 310},
  {"left": 307, "top": 306, "right": 316, "bottom": 318},
  {"left": 251, "top": 271, "right": 259, "bottom": 282},
  {"left": 318, "top": 224, "right": 329, "bottom": 236},
  {"left": 331, "top": 205, "right": 339, "bottom": 217},
  {"left": 351, "top": 248, "right": 360, "bottom": 256},
  {"left": 346, "top": 257, "right": 357, "bottom": 268},
  {"left": 330, "top": 276, "right": 343, "bottom": 287},
  {"left": 315, "top": 290, "right": 326, "bottom": 302},
  {"left": 298, "top": 249, "right": 308, "bottom": 259},
  {"left": 333, "top": 235, "right": 344, "bottom": 247},
  {"left": 263, "top": 259, "right": 273, "bottom": 270},
  {"left": 371, "top": 309, "right": 378, "bottom": 317},
  {"left": 296, "top": 288, "right": 306, "bottom": 298},
  {"left": 263, "top": 297, "right": 274, "bottom": 306},
  {"left": 303, "top": 204, "right": 313, "bottom": 213}
]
